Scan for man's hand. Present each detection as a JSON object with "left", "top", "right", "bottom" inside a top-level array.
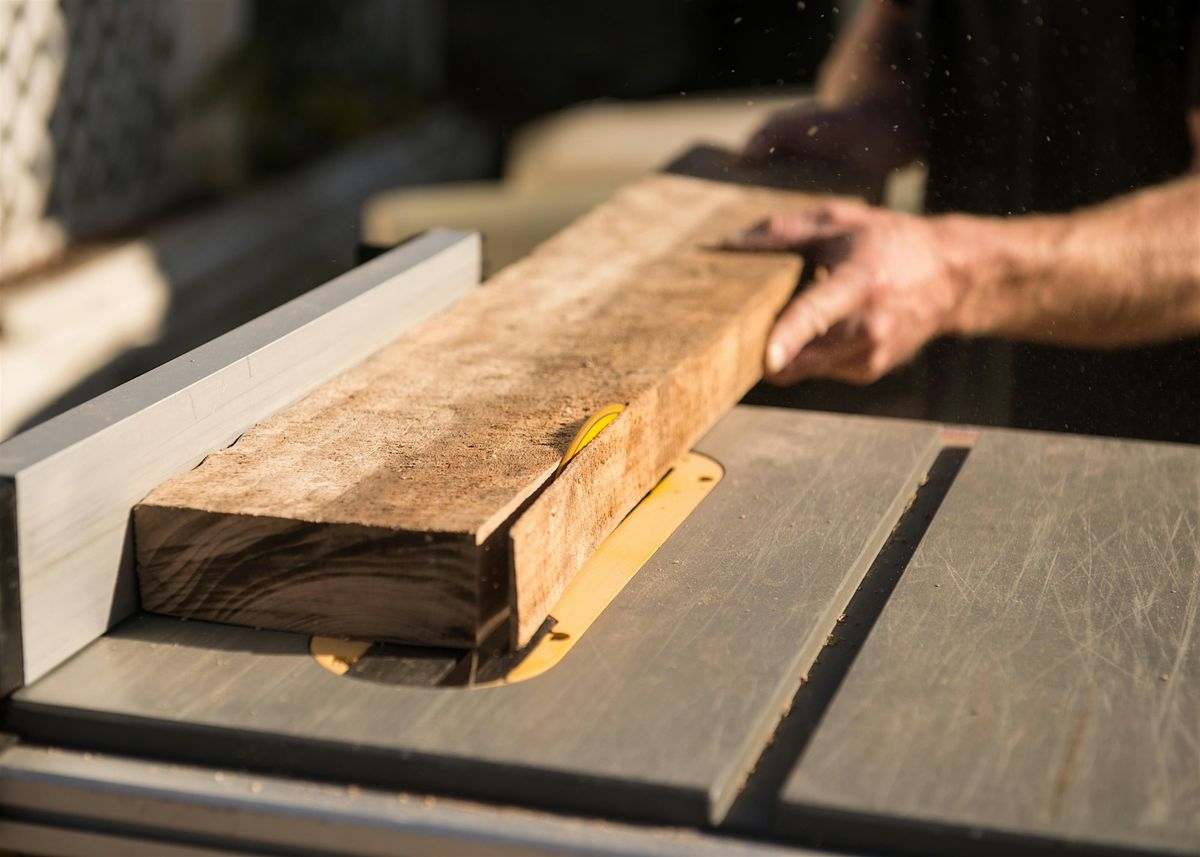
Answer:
[
  {"left": 742, "top": 103, "right": 919, "bottom": 179},
  {"left": 731, "top": 172, "right": 1200, "bottom": 384},
  {"left": 741, "top": 1, "right": 923, "bottom": 180},
  {"left": 726, "top": 201, "right": 964, "bottom": 385}
]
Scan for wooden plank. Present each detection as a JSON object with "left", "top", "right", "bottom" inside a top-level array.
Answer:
[
  {"left": 10, "top": 407, "right": 942, "bottom": 827},
  {"left": 0, "top": 231, "right": 480, "bottom": 693},
  {"left": 134, "top": 176, "right": 808, "bottom": 649},
  {"left": 779, "top": 429, "right": 1200, "bottom": 857}
]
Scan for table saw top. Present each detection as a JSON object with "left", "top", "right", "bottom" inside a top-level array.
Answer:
[
  {"left": 4, "top": 404, "right": 1199, "bottom": 857},
  {"left": 1, "top": 219, "right": 1198, "bottom": 857}
]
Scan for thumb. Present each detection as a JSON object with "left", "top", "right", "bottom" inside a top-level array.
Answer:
[{"left": 765, "top": 269, "right": 868, "bottom": 376}]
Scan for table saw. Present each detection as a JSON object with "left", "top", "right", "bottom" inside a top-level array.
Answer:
[{"left": 1, "top": 225, "right": 1198, "bottom": 857}]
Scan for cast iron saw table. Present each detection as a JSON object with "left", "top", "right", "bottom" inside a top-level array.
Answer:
[{"left": 1, "top": 230, "right": 1197, "bottom": 857}]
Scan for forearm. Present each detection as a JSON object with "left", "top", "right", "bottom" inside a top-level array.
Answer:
[
  {"left": 743, "top": 1, "right": 924, "bottom": 171},
  {"left": 817, "top": 0, "right": 918, "bottom": 109},
  {"left": 813, "top": 0, "right": 925, "bottom": 171},
  {"left": 942, "top": 174, "right": 1200, "bottom": 348}
]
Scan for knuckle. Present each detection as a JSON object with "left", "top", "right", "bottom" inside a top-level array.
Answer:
[
  {"left": 836, "top": 365, "right": 873, "bottom": 385},
  {"left": 862, "top": 314, "right": 892, "bottom": 346},
  {"left": 826, "top": 199, "right": 868, "bottom": 220},
  {"left": 864, "top": 350, "right": 891, "bottom": 380},
  {"left": 798, "top": 299, "right": 830, "bottom": 338}
]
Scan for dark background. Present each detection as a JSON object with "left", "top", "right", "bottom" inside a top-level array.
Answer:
[{"left": 225, "top": 0, "right": 841, "bottom": 177}]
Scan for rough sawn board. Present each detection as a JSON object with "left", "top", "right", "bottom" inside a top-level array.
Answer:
[{"left": 135, "top": 175, "right": 808, "bottom": 648}]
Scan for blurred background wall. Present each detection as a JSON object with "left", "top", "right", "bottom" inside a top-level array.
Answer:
[
  {"left": 0, "top": 0, "right": 843, "bottom": 438},
  {"left": 2, "top": 0, "right": 240, "bottom": 280},
  {"left": 0, "top": 0, "right": 453, "bottom": 281},
  {"left": 1, "top": 0, "right": 838, "bottom": 280}
]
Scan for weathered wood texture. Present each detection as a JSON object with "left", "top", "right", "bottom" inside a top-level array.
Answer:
[
  {"left": 14, "top": 407, "right": 941, "bottom": 827},
  {"left": 0, "top": 231, "right": 479, "bottom": 692},
  {"left": 135, "top": 176, "right": 807, "bottom": 648},
  {"left": 780, "top": 429, "right": 1200, "bottom": 857}
]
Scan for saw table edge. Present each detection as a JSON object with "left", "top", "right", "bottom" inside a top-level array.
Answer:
[
  {"left": 0, "top": 741, "right": 822, "bottom": 857},
  {"left": 0, "top": 230, "right": 482, "bottom": 694}
]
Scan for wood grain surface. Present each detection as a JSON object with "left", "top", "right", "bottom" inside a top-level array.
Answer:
[
  {"left": 15, "top": 407, "right": 941, "bottom": 827},
  {"left": 779, "top": 429, "right": 1200, "bottom": 857},
  {"left": 135, "top": 176, "right": 808, "bottom": 648}
]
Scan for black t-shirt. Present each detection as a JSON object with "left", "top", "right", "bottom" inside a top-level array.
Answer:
[
  {"left": 911, "top": 0, "right": 1199, "bottom": 214},
  {"left": 902, "top": 1, "right": 1200, "bottom": 442}
]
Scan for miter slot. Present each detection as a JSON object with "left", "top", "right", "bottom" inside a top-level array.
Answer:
[
  {"left": 720, "top": 445, "right": 971, "bottom": 834},
  {"left": 777, "top": 429, "right": 1200, "bottom": 857}
]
